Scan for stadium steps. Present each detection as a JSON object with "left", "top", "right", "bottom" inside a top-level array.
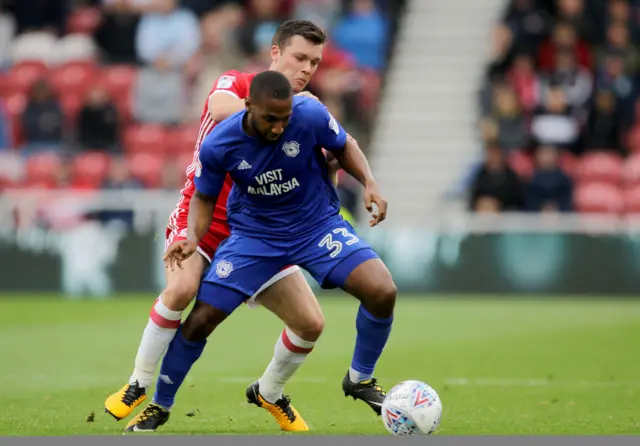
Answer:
[{"left": 367, "top": 0, "right": 506, "bottom": 226}]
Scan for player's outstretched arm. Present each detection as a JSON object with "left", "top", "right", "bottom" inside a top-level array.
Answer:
[{"left": 333, "top": 135, "right": 387, "bottom": 226}]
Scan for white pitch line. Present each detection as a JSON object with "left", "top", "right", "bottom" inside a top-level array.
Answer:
[
  {"left": 443, "top": 378, "right": 640, "bottom": 387},
  {"left": 217, "top": 376, "right": 328, "bottom": 384}
]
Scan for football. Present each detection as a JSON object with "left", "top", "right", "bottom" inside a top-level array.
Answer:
[{"left": 381, "top": 380, "right": 443, "bottom": 435}]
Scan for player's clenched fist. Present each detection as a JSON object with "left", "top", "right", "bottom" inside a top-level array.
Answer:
[
  {"left": 163, "top": 240, "right": 198, "bottom": 271},
  {"left": 363, "top": 182, "right": 387, "bottom": 227}
]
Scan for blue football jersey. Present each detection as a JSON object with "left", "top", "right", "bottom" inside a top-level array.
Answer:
[{"left": 194, "top": 96, "right": 348, "bottom": 240}]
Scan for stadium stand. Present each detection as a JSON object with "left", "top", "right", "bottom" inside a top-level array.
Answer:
[
  {"left": 0, "top": 0, "right": 406, "bottom": 219},
  {"left": 471, "top": 0, "right": 640, "bottom": 215}
]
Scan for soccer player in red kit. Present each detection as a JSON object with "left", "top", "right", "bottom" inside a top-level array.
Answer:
[{"left": 105, "top": 20, "right": 372, "bottom": 432}]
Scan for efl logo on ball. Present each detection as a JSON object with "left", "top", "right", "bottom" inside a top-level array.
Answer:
[{"left": 215, "top": 260, "right": 233, "bottom": 278}]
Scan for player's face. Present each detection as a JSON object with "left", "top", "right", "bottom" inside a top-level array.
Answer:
[
  {"left": 248, "top": 97, "right": 293, "bottom": 142},
  {"left": 271, "top": 36, "right": 323, "bottom": 93}
]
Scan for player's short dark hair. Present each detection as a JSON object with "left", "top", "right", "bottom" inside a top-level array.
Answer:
[
  {"left": 272, "top": 20, "right": 326, "bottom": 48},
  {"left": 249, "top": 71, "right": 293, "bottom": 104}
]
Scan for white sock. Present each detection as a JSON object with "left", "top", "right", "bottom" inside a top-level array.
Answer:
[
  {"left": 349, "top": 367, "right": 373, "bottom": 384},
  {"left": 129, "top": 297, "right": 183, "bottom": 389},
  {"left": 257, "top": 327, "right": 316, "bottom": 404}
]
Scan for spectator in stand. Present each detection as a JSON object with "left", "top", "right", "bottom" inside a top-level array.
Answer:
[
  {"left": 555, "top": 0, "right": 595, "bottom": 44},
  {"left": 21, "top": 80, "right": 65, "bottom": 153},
  {"left": 292, "top": 0, "right": 341, "bottom": 32},
  {"left": 507, "top": 52, "right": 539, "bottom": 113},
  {"left": 0, "top": 8, "right": 15, "bottom": 69},
  {"left": 595, "top": 20, "right": 640, "bottom": 75},
  {"left": 538, "top": 20, "right": 592, "bottom": 72},
  {"left": 99, "top": 156, "right": 143, "bottom": 228},
  {"left": 525, "top": 145, "right": 573, "bottom": 212},
  {"left": 332, "top": 0, "right": 389, "bottom": 71},
  {"left": 585, "top": 88, "right": 624, "bottom": 153},
  {"left": 629, "top": 0, "right": 640, "bottom": 44},
  {"left": 469, "top": 142, "right": 524, "bottom": 212},
  {"left": 237, "top": 0, "right": 284, "bottom": 58},
  {"left": 187, "top": 3, "right": 245, "bottom": 121},
  {"left": 539, "top": 47, "right": 592, "bottom": 110},
  {"left": 180, "top": 0, "right": 237, "bottom": 17},
  {"left": 242, "top": 20, "right": 280, "bottom": 73},
  {"left": 135, "top": 0, "right": 201, "bottom": 68},
  {"left": 7, "top": 0, "right": 68, "bottom": 35},
  {"left": 490, "top": 83, "right": 529, "bottom": 151},
  {"left": 132, "top": 56, "right": 187, "bottom": 125},
  {"left": 77, "top": 86, "right": 121, "bottom": 153},
  {"left": 95, "top": 0, "right": 141, "bottom": 64},
  {"left": 595, "top": 49, "right": 636, "bottom": 122},
  {"left": 530, "top": 85, "right": 581, "bottom": 153},
  {"left": 600, "top": 0, "right": 634, "bottom": 45},
  {"left": 501, "top": 0, "right": 550, "bottom": 55}
]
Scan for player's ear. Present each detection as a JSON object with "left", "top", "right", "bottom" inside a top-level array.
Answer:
[
  {"left": 271, "top": 44, "right": 281, "bottom": 63},
  {"left": 244, "top": 97, "right": 252, "bottom": 111}
]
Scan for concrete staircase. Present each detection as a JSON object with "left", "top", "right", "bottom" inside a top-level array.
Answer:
[{"left": 367, "top": 0, "right": 506, "bottom": 227}]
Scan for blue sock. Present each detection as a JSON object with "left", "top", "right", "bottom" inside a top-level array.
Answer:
[
  {"left": 349, "top": 305, "right": 393, "bottom": 383},
  {"left": 153, "top": 326, "right": 206, "bottom": 409}
]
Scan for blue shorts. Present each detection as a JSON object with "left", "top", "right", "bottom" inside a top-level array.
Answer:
[{"left": 196, "top": 215, "right": 379, "bottom": 315}]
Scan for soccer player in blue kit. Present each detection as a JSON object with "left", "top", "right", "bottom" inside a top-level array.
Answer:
[{"left": 138, "top": 70, "right": 396, "bottom": 432}]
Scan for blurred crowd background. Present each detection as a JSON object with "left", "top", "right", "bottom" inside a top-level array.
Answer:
[
  {"left": 470, "top": 0, "right": 640, "bottom": 214},
  {"left": 0, "top": 0, "right": 405, "bottom": 222},
  {"left": 4, "top": 0, "right": 640, "bottom": 222}
]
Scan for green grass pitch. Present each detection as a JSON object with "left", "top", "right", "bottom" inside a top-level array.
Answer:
[{"left": 1, "top": 294, "right": 639, "bottom": 436}]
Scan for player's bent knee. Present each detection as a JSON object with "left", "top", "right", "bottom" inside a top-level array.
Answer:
[
  {"left": 162, "top": 282, "right": 199, "bottom": 311},
  {"left": 295, "top": 313, "right": 325, "bottom": 342},
  {"left": 365, "top": 280, "right": 397, "bottom": 319}
]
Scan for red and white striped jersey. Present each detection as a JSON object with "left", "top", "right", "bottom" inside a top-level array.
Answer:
[{"left": 167, "top": 70, "right": 257, "bottom": 237}]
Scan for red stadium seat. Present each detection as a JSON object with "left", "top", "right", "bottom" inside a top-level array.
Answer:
[
  {"left": 574, "top": 182, "right": 624, "bottom": 214},
  {"left": 623, "top": 184, "right": 640, "bottom": 214},
  {"left": 123, "top": 124, "right": 169, "bottom": 155},
  {"left": 127, "top": 153, "right": 164, "bottom": 188},
  {"left": 507, "top": 150, "right": 534, "bottom": 180},
  {"left": 628, "top": 125, "right": 640, "bottom": 153},
  {"left": 71, "top": 151, "right": 111, "bottom": 188},
  {"left": 24, "top": 152, "right": 64, "bottom": 187},
  {"left": 49, "top": 62, "right": 98, "bottom": 98},
  {"left": 99, "top": 65, "right": 137, "bottom": 101},
  {"left": 0, "top": 73, "right": 10, "bottom": 98},
  {"left": 622, "top": 153, "right": 640, "bottom": 186},
  {"left": 66, "top": 7, "right": 102, "bottom": 35},
  {"left": 574, "top": 151, "right": 623, "bottom": 185},
  {"left": 7, "top": 61, "right": 49, "bottom": 95},
  {"left": 166, "top": 124, "right": 200, "bottom": 155}
]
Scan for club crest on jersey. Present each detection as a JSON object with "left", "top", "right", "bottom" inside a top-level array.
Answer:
[
  {"left": 216, "top": 75, "right": 235, "bottom": 89},
  {"left": 328, "top": 113, "right": 339, "bottom": 135},
  {"left": 195, "top": 156, "right": 202, "bottom": 177},
  {"left": 282, "top": 141, "right": 300, "bottom": 158},
  {"left": 215, "top": 260, "right": 233, "bottom": 278}
]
